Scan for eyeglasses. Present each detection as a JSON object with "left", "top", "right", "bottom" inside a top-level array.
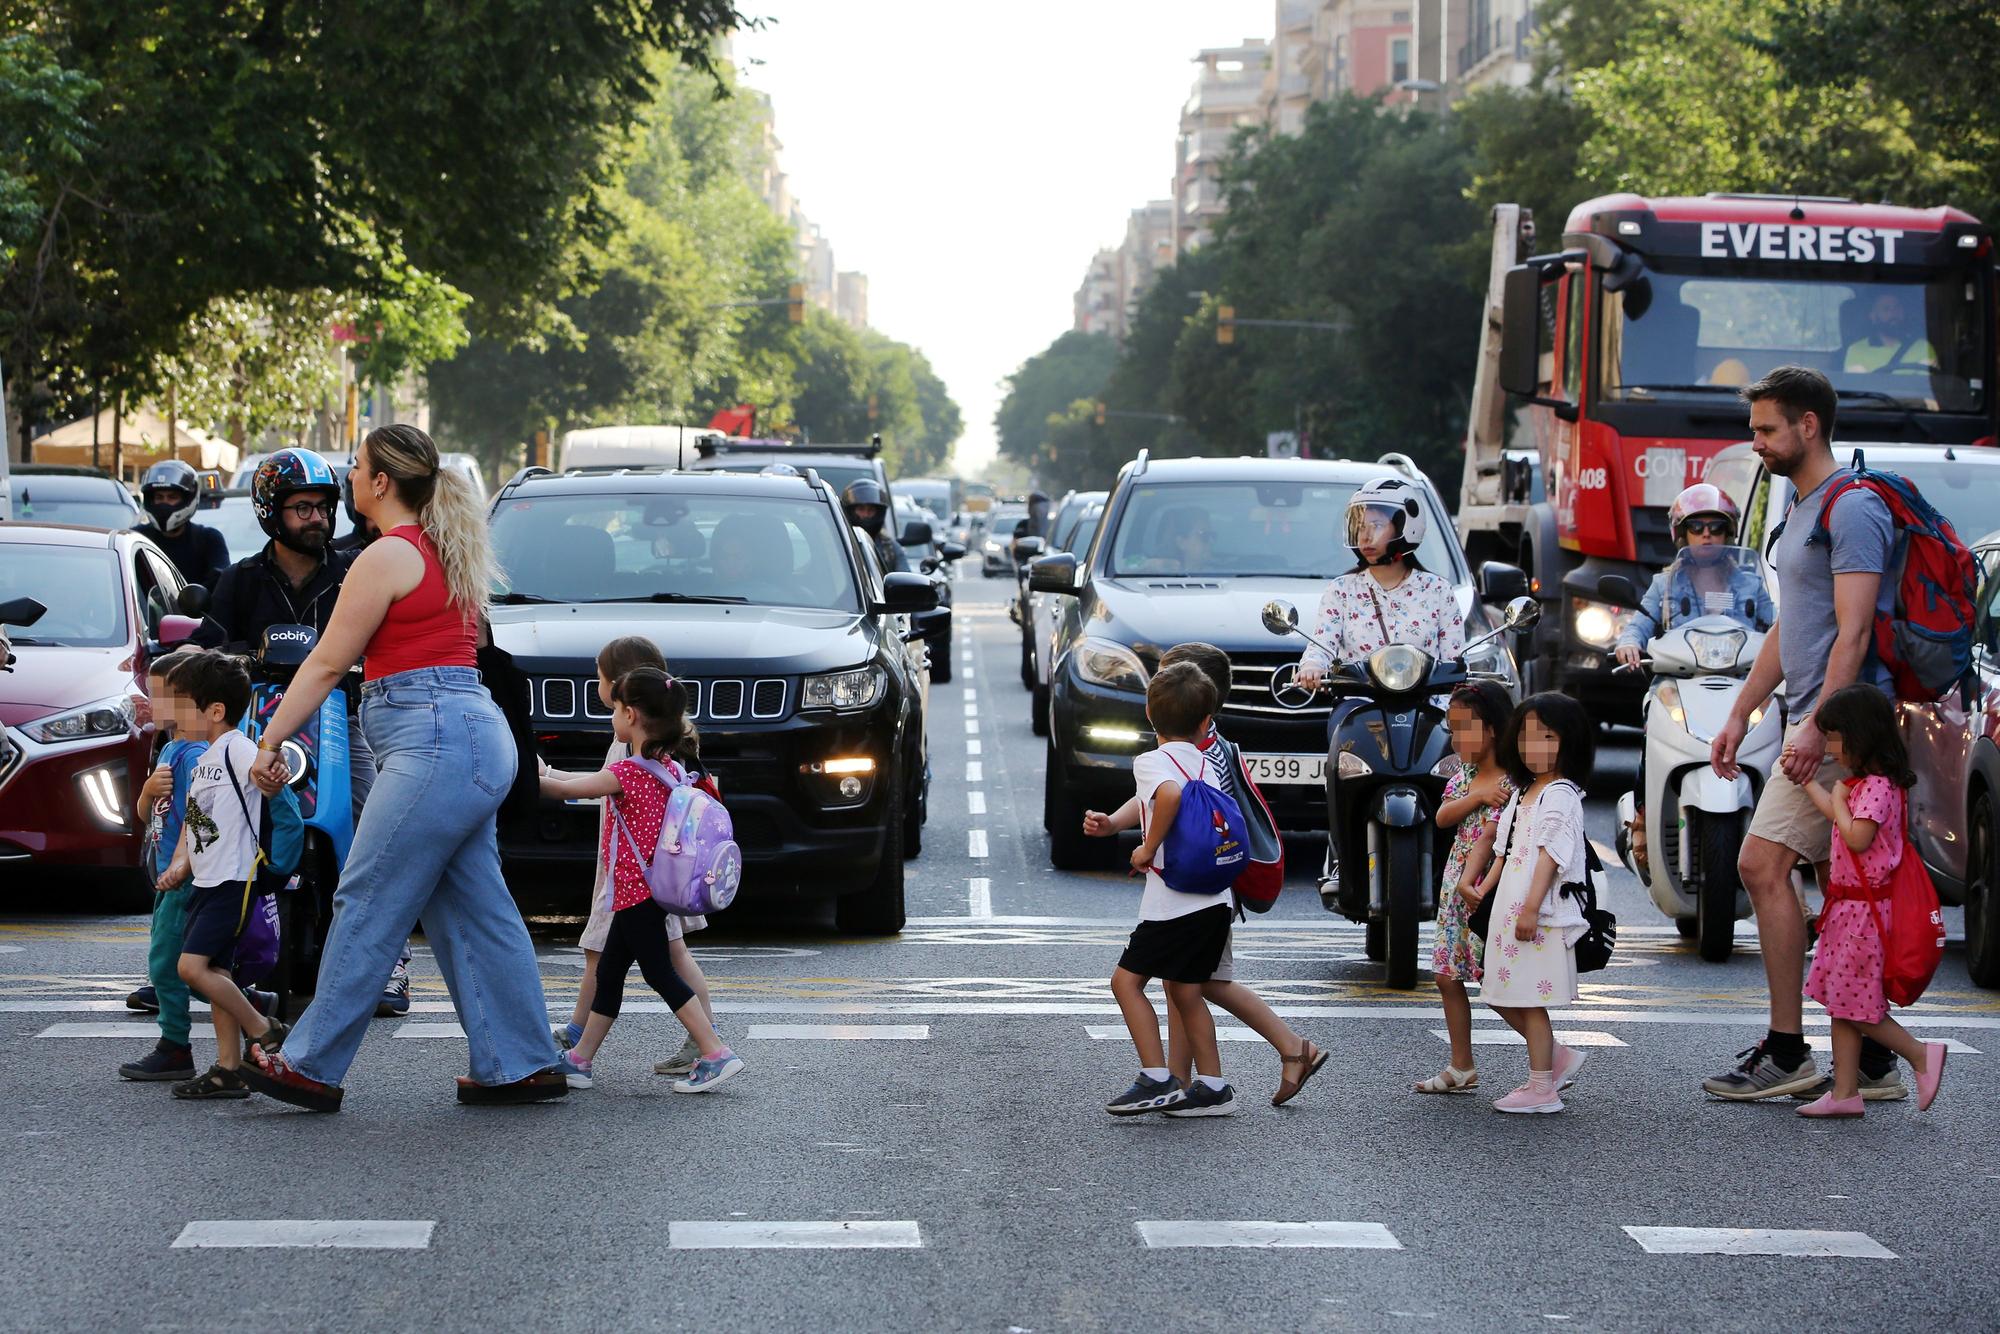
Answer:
[
  {"left": 283, "top": 500, "right": 336, "bottom": 520},
  {"left": 1682, "top": 518, "right": 1733, "bottom": 537}
]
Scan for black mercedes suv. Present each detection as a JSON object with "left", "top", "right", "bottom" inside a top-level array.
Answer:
[{"left": 486, "top": 465, "right": 941, "bottom": 932}]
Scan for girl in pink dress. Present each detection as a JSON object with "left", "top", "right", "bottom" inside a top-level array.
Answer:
[{"left": 1797, "top": 684, "right": 1948, "bottom": 1119}]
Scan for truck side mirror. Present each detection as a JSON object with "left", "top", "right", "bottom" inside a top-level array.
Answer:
[
  {"left": 1499, "top": 264, "right": 1543, "bottom": 399},
  {"left": 1596, "top": 574, "right": 1642, "bottom": 606},
  {"left": 1478, "top": 561, "right": 1530, "bottom": 604}
]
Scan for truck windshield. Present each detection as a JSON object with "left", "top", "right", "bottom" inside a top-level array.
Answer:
[
  {"left": 490, "top": 492, "right": 860, "bottom": 612},
  {"left": 1108, "top": 480, "right": 1459, "bottom": 581},
  {"left": 1600, "top": 269, "right": 1987, "bottom": 413}
]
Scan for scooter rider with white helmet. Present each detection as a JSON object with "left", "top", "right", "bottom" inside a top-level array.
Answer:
[
  {"left": 1295, "top": 476, "right": 1464, "bottom": 901},
  {"left": 1613, "top": 483, "right": 1774, "bottom": 671},
  {"left": 138, "top": 459, "right": 230, "bottom": 588}
]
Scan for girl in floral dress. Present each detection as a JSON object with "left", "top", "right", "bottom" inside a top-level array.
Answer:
[
  {"left": 1795, "top": 684, "right": 1948, "bottom": 1118},
  {"left": 1416, "top": 681, "right": 1514, "bottom": 1095},
  {"left": 1471, "top": 693, "right": 1596, "bottom": 1114}
]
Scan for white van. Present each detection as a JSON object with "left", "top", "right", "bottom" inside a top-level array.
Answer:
[{"left": 558, "top": 425, "right": 722, "bottom": 473}]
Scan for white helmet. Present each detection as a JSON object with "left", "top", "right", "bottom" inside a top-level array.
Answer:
[{"left": 1346, "top": 476, "right": 1428, "bottom": 565}]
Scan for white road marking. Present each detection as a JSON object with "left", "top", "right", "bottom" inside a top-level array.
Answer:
[
  {"left": 670, "top": 1221, "right": 922, "bottom": 1250},
  {"left": 1430, "top": 1029, "right": 1629, "bottom": 1048},
  {"left": 968, "top": 830, "right": 989, "bottom": 858},
  {"left": 394, "top": 1023, "right": 467, "bottom": 1039},
  {"left": 968, "top": 877, "right": 992, "bottom": 918},
  {"left": 965, "top": 703, "right": 979, "bottom": 718},
  {"left": 36, "top": 1023, "right": 166, "bottom": 1038},
  {"left": 965, "top": 762, "right": 984, "bottom": 783},
  {"left": 172, "top": 1221, "right": 434, "bottom": 1250},
  {"left": 0, "top": 945, "right": 23, "bottom": 954},
  {"left": 1806, "top": 1034, "right": 1979, "bottom": 1055},
  {"left": 966, "top": 739, "right": 982, "bottom": 755},
  {"left": 1086, "top": 1025, "right": 1264, "bottom": 1042},
  {"left": 963, "top": 688, "right": 977, "bottom": 700},
  {"left": 965, "top": 718, "right": 979, "bottom": 734},
  {"left": 968, "top": 791, "right": 987, "bottom": 815},
  {"left": 1622, "top": 1227, "right": 1896, "bottom": 1259},
  {"left": 744, "top": 1024, "right": 930, "bottom": 1040},
  {"left": 1137, "top": 1221, "right": 1402, "bottom": 1250}
]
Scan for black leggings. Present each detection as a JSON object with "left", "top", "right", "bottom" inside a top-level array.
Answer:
[{"left": 590, "top": 899, "right": 693, "bottom": 1020}]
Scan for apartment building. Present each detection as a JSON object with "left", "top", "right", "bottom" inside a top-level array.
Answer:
[
  {"left": 746, "top": 84, "right": 870, "bottom": 329},
  {"left": 1310, "top": 1, "right": 1416, "bottom": 104},
  {"left": 1452, "top": 0, "right": 1537, "bottom": 92},
  {"left": 1172, "top": 39, "right": 1270, "bottom": 255},
  {"left": 1074, "top": 251, "right": 1122, "bottom": 338}
]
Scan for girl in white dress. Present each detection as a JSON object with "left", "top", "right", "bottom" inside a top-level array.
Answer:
[{"left": 1468, "top": 693, "right": 1596, "bottom": 1114}]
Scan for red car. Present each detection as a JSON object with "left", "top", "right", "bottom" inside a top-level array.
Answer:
[{"left": 0, "top": 523, "right": 194, "bottom": 894}]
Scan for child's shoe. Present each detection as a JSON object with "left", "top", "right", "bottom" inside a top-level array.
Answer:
[
  {"left": 552, "top": 1022, "right": 583, "bottom": 1051},
  {"left": 1105, "top": 1074, "right": 1186, "bottom": 1116},
  {"left": 1796, "top": 1091, "right": 1865, "bottom": 1118},
  {"left": 672, "top": 1049, "right": 744, "bottom": 1094},
  {"left": 119, "top": 1040, "right": 195, "bottom": 1082},
  {"left": 654, "top": 1033, "right": 703, "bottom": 1076},
  {"left": 1555, "top": 1044, "right": 1587, "bottom": 1091},
  {"left": 1165, "top": 1080, "right": 1237, "bottom": 1117},
  {"left": 241, "top": 985, "right": 279, "bottom": 1021},
  {"left": 1493, "top": 1075, "right": 1564, "bottom": 1114},
  {"left": 555, "top": 1049, "right": 593, "bottom": 1089},
  {"left": 1415, "top": 1065, "right": 1479, "bottom": 1095},
  {"left": 125, "top": 985, "right": 159, "bottom": 1014},
  {"left": 1916, "top": 1042, "right": 1948, "bottom": 1111},
  {"left": 171, "top": 1064, "right": 251, "bottom": 1100}
]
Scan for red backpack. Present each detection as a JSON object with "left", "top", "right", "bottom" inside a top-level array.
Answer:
[
  {"left": 1204, "top": 731, "right": 1284, "bottom": 912},
  {"left": 1800, "top": 458, "right": 1978, "bottom": 703},
  {"left": 1880, "top": 842, "right": 1947, "bottom": 1007}
]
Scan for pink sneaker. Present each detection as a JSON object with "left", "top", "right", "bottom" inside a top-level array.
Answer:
[
  {"left": 1916, "top": 1042, "right": 1948, "bottom": 1111},
  {"left": 1493, "top": 1081, "right": 1564, "bottom": 1114},
  {"left": 1554, "top": 1044, "right": 1587, "bottom": 1091},
  {"left": 1796, "top": 1092, "right": 1864, "bottom": 1118}
]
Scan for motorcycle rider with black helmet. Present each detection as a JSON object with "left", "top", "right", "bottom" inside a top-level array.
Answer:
[
  {"left": 137, "top": 459, "right": 230, "bottom": 588},
  {"left": 330, "top": 467, "right": 378, "bottom": 555},
  {"left": 841, "top": 477, "right": 908, "bottom": 574}
]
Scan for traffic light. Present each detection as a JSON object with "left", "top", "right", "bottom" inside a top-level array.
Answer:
[
  {"left": 867, "top": 393, "right": 879, "bottom": 422},
  {"left": 1094, "top": 401, "right": 1106, "bottom": 426},
  {"left": 787, "top": 282, "right": 805, "bottom": 324},
  {"left": 1217, "top": 305, "right": 1235, "bottom": 345}
]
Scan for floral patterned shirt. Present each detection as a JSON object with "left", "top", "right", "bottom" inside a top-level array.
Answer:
[
  {"left": 1299, "top": 569, "right": 1463, "bottom": 673},
  {"left": 1440, "top": 763, "right": 1514, "bottom": 895}
]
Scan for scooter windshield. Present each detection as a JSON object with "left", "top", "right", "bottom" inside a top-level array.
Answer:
[{"left": 1659, "top": 546, "right": 1771, "bottom": 633}]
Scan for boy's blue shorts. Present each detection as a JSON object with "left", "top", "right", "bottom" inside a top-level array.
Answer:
[{"left": 179, "top": 882, "right": 247, "bottom": 967}]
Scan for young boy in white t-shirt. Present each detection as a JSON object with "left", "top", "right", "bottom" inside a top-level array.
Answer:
[
  {"left": 168, "top": 653, "right": 287, "bottom": 1099},
  {"left": 1097, "top": 661, "right": 1236, "bottom": 1117}
]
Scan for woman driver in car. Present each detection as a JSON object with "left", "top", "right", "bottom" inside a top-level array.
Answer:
[{"left": 1294, "top": 477, "right": 1464, "bottom": 902}]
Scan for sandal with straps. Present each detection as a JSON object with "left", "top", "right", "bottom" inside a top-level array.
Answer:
[
  {"left": 1415, "top": 1065, "right": 1479, "bottom": 1095},
  {"left": 171, "top": 1063, "right": 251, "bottom": 1101},
  {"left": 1273, "top": 1039, "right": 1329, "bottom": 1106}
]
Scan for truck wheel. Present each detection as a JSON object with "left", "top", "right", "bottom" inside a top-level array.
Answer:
[
  {"left": 838, "top": 769, "right": 906, "bottom": 935},
  {"left": 1695, "top": 812, "right": 1740, "bottom": 963},
  {"left": 1967, "top": 794, "right": 2000, "bottom": 988},
  {"left": 1364, "top": 919, "right": 1386, "bottom": 961},
  {"left": 1030, "top": 681, "right": 1050, "bottom": 737},
  {"left": 1384, "top": 826, "right": 1422, "bottom": 989}
]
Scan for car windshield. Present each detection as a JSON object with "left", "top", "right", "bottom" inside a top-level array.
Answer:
[
  {"left": 1107, "top": 479, "right": 1460, "bottom": 580},
  {"left": 0, "top": 545, "right": 127, "bottom": 646},
  {"left": 10, "top": 479, "right": 135, "bottom": 529},
  {"left": 986, "top": 512, "right": 1025, "bottom": 539},
  {"left": 1600, "top": 269, "right": 1987, "bottom": 413},
  {"left": 899, "top": 484, "right": 951, "bottom": 520},
  {"left": 490, "top": 491, "right": 860, "bottom": 612}
]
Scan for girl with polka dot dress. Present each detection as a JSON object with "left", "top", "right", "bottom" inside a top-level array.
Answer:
[
  {"left": 1796, "top": 685, "right": 1947, "bottom": 1119},
  {"left": 538, "top": 667, "right": 743, "bottom": 1094}
]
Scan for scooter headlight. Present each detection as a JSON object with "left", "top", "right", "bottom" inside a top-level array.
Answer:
[
  {"left": 1685, "top": 628, "right": 1747, "bottom": 672},
  {"left": 1365, "top": 645, "right": 1432, "bottom": 694}
]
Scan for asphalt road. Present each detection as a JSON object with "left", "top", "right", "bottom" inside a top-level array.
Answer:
[{"left": 3, "top": 573, "right": 1996, "bottom": 1332}]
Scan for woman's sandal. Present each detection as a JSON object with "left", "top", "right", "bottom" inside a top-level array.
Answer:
[
  {"left": 1415, "top": 1066, "right": 1479, "bottom": 1095},
  {"left": 1273, "top": 1040, "right": 1330, "bottom": 1106},
  {"left": 455, "top": 1069, "right": 570, "bottom": 1106},
  {"left": 239, "top": 1049, "right": 344, "bottom": 1113},
  {"left": 171, "top": 1064, "right": 251, "bottom": 1101}
]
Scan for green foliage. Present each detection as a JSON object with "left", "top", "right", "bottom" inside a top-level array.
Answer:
[{"left": 992, "top": 330, "right": 1118, "bottom": 477}]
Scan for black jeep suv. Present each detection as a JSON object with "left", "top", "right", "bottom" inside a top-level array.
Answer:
[{"left": 486, "top": 465, "right": 940, "bottom": 932}]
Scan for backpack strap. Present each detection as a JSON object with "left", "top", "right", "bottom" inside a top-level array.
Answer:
[
  {"left": 219, "top": 746, "right": 266, "bottom": 932},
  {"left": 625, "top": 754, "right": 686, "bottom": 790}
]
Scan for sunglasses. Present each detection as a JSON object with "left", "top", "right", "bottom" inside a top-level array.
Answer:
[{"left": 1682, "top": 518, "right": 1733, "bottom": 537}]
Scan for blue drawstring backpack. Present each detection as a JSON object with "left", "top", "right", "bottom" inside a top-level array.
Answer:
[{"left": 1154, "top": 751, "right": 1249, "bottom": 895}]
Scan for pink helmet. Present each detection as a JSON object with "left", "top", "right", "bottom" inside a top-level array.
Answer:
[{"left": 1668, "top": 483, "right": 1740, "bottom": 540}]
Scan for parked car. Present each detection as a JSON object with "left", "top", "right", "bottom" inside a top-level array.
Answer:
[
  {"left": 484, "top": 464, "right": 942, "bottom": 933},
  {"left": 1023, "top": 491, "right": 1106, "bottom": 732},
  {"left": 1032, "top": 452, "right": 1522, "bottom": 869},
  {"left": 3, "top": 465, "right": 144, "bottom": 530},
  {"left": 0, "top": 523, "right": 194, "bottom": 895},
  {"left": 980, "top": 505, "right": 1029, "bottom": 577}
]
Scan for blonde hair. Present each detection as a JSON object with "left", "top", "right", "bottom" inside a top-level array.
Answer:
[{"left": 362, "top": 424, "right": 497, "bottom": 618}]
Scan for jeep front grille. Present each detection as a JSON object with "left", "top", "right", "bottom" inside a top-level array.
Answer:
[{"left": 527, "top": 676, "right": 790, "bottom": 725}]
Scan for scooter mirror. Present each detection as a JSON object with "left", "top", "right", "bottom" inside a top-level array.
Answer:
[
  {"left": 1260, "top": 600, "right": 1299, "bottom": 636},
  {"left": 1502, "top": 596, "right": 1540, "bottom": 631}
]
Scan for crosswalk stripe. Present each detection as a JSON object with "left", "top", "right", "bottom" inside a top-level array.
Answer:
[
  {"left": 394, "top": 1023, "right": 467, "bottom": 1039},
  {"left": 1085, "top": 1025, "right": 1265, "bottom": 1043},
  {"left": 744, "top": 1024, "right": 929, "bottom": 1040},
  {"left": 1430, "top": 1029, "right": 1629, "bottom": 1048},
  {"left": 1136, "top": 1221, "right": 1402, "bottom": 1250},
  {"left": 172, "top": 1221, "right": 434, "bottom": 1250},
  {"left": 1806, "top": 1034, "right": 1980, "bottom": 1055},
  {"left": 35, "top": 1022, "right": 163, "bottom": 1038},
  {"left": 1622, "top": 1227, "right": 1895, "bottom": 1259},
  {"left": 669, "top": 1221, "right": 922, "bottom": 1250}
]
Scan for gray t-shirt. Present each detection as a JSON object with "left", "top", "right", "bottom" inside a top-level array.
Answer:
[{"left": 1771, "top": 467, "right": 1895, "bottom": 715}]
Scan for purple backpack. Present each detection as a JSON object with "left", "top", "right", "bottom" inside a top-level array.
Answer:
[
  {"left": 610, "top": 756, "right": 743, "bottom": 916},
  {"left": 232, "top": 892, "right": 281, "bottom": 984}
]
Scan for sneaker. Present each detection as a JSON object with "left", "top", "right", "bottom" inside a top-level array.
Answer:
[
  {"left": 119, "top": 1040, "right": 195, "bottom": 1082},
  {"left": 1493, "top": 1081, "right": 1565, "bottom": 1114},
  {"left": 374, "top": 965, "right": 411, "bottom": 1018},
  {"left": 125, "top": 985, "right": 159, "bottom": 1014},
  {"left": 552, "top": 1022, "right": 582, "bottom": 1052},
  {"left": 1105, "top": 1074, "right": 1186, "bottom": 1116},
  {"left": 673, "top": 1050, "right": 744, "bottom": 1094},
  {"left": 654, "top": 1033, "right": 703, "bottom": 1077},
  {"left": 1789, "top": 1069, "right": 1908, "bottom": 1102},
  {"left": 1555, "top": 1044, "right": 1587, "bottom": 1092},
  {"left": 1702, "top": 1042, "right": 1821, "bottom": 1100},
  {"left": 1165, "top": 1081, "right": 1237, "bottom": 1118},
  {"left": 555, "top": 1050, "right": 593, "bottom": 1089},
  {"left": 1317, "top": 851, "right": 1340, "bottom": 911}
]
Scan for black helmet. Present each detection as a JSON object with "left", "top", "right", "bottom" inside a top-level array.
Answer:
[
  {"left": 841, "top": 478, "right": 888, "bottom": 537},
  {"left": 251, "top": 448, "right": 340, "bottom": 552},
  {"left": 140, "top": 460, "right": 201, "bottom": 534}
]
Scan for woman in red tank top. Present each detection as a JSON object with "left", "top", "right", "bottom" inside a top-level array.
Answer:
[{"left": 240, "top": 425, "right": 566, "bottom": 1112}]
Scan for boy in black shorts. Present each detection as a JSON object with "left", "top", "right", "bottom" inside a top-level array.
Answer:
[
  {"left": 168, "top": 654, "right": 288, "bottom": 1099},
  {"left": 1103, "top": 662, "right": 1236, "bottom": 1117}
]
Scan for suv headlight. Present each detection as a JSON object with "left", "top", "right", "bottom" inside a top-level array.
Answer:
[
  {"left": 1365, "top": 645, "right": 1432, "bottom": 693},
  {"left": 1570, "top": 596, "right": 1635, "bottom": 650},
  {"left": 24, "top": 694, "right": 137, "bottom": 743},
  {"left": 1686, "top": 628, "right": 1747, "bottom": 672},
  {"left": 801, "top": 667, "right": 884, "bottom": 711},
  {"left": 1074, "top": 637, "right": 1150, "bottom": 692}
]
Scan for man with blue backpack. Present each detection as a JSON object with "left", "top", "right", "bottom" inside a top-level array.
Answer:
[{"left": 1100, "top": 662, "right": 1247, "bottom": 1118}]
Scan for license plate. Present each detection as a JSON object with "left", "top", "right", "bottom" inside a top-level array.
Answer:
[{"left": 1242, "top": 753, "right": 1326, "bottom": 785}]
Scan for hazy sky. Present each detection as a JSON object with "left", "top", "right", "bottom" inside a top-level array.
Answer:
[{"left": 733, "top": 2, "right": 1274, "bottom": 476}]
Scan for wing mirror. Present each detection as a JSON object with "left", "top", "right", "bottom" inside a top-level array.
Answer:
[
  {"left": 900, "top": 519, "right": 934, "bottom": 547},
  {"left": 1261, "top": 599, "right": 1300, "bottom": 637},
  {"left": 878, "top": 571, "right": 940, "bottom": 614},
  {"left": 1502, "top": 595, "right": 1541, "bottom": 631},
  {"left": 157, "top": 614, "right": 202, "bottom": 647},
  {"left": 1013, "top": 535, "right": 1046, "bottom": 562},
  {"left": 176, "top": 583, "right": 210, "bottom": 616},
  {"left": 938, "top": 540, "right": 966, "bottom": 562},
  {"left": 1029, "top": 553, "right": 1079, "bottom": 595},
  {"left": 1477, "top": 561, "right": 1530, "bottom": 604}
]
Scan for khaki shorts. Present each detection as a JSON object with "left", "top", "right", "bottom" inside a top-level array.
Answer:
[{"left": 1746, "top": 720, "right": 1846, "bottom": 861}]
